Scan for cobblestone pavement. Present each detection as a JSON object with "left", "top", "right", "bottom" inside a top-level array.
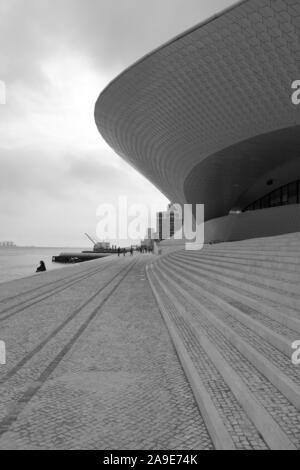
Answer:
[
  {"left": 147, "top": 235, "right": 300, "bottom": 450},
  {"left": 0, "top": 255, "right": 213, "bottom": 450},
  {"left": 155, "top": 260, "right": 300, "bottom": 448}
]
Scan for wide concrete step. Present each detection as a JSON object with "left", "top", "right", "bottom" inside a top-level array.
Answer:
[
  {"left": 172, "top": 251, "right": 299, "bottom": 286},
  {"left": 156, "top": 259, "right": 300, "bottom": 403},
  {"left": 210, "top": 241, "right": 300, "bottom": 248},
  {"left": 204, "top": 241, "right": 300, "bottom": 252},
  {"left": 177, "top": 248, "right": 300, "bottom": 275},
  {"left": 207, "top": 232, "right": 300, "bottom": 247},
  {"left": 147, "top": 266, "right": 268, "bottom": 450},
  {"left": 211, "top": 233, "right": 300, "bottom": 250},
  {"left": 204, "top": 247, "right": 300, "bottom": 258},
  {"left": 168, "top": 254, "right": 300, "bottom": 311},
  {"left": 147, "top": 263, "right": 299, "bottom": 450},
  {"left": 160, "top": 257, "right": 300, "bottom": 339},
  {"left": 181, "top": 249, "right": 300, "bottom": 272}
]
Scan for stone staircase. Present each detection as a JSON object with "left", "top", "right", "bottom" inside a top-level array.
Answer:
[{"left": 146, "top": 233, "right": 300, "bottom": 450}]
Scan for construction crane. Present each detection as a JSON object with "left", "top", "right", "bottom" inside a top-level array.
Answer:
[
  {"left": 84, "top": 233, "right": 112, "bottom": 253},
  {"left": 84, "top": 233, "right": 97, "bottom": 246}
]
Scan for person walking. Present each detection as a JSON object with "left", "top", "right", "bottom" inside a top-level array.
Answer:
[
  {"left": 117, "top": 247, "right": 121, "bottom": 257},
  {"left": 123, "top": 248, "right": 126, "bottom": 256},
  {"left": 130, "top": 246, "right": 133, "bottom": 256}
]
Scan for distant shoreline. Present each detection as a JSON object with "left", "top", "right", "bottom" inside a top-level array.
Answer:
[
  {"left": 0, "top": 246, "right": 91, "bottom": 250},
  {"left": 0, "top": 247, "right": 91, "bottom": 284}
]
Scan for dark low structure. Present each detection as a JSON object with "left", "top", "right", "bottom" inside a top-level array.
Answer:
[{"left": 52, "top": 252, "right": 112, "bottom": 264}]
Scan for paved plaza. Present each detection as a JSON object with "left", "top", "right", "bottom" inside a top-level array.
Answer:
[
  {"left": 0, "top": 255, "right": 212, "bottom": 450},
  {"left": 0, "top": 234, "right": 299, "bottom": 450}
]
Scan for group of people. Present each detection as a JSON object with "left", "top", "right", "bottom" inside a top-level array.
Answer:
[
  {"left": 116, "top": 245, "right": 153, "bottom": 257},
  {"left": 117, "top": 247, "right": 134, "bottom": 257},
  {"left": 138, "top": 246, "right": 153, "bottom": 254}
]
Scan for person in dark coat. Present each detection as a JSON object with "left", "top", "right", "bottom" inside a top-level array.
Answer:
[
  {"left": 117, "top": 247, "right": 121, "bottom": 257},
  {"left": 36, "top": 261, "right": 46, "bottom": 272}
]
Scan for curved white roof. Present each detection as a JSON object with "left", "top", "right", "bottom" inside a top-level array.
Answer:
[{"left": 95, "top": 0, "right": 300, "bottom": 220}]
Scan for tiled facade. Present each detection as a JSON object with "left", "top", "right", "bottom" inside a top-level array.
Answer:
[{"left": 95, "top": 0, "right": 300, "bottom": 221}]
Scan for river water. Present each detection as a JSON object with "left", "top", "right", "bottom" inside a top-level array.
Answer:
[{"left": 0, "top": 247, "right": 87, "bottom": 284}]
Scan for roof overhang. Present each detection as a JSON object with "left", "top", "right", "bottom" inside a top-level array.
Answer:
[{"left": 95, "top": 0, "right": 300, "bottom": 220}]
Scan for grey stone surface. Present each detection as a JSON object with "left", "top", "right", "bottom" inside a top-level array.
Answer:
[
  {"left": 148, "top": 269, "right": 267, "bottom": 450},
  {"left": 148, "top": 233, "right": 300, "bottom": 449},
  {"left": 0, "top": 256, "right": 212, "bottom": 450}
]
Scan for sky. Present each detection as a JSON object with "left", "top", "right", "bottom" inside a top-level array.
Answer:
[{"left": 0, "top": 0, "right": 234, "bottom": 247}]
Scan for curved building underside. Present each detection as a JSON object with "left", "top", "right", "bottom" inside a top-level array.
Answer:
[{"left": 95, "top": 0, "right": 300, "bottom": 226}]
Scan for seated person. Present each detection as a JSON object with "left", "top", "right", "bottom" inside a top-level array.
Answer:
[{"left": 36, "top": 260, "right": 46, "bottom": 272}]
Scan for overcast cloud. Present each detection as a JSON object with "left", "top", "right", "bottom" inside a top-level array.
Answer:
[{"left": 0, "top": 0, "right": 234, "bottom": 246}]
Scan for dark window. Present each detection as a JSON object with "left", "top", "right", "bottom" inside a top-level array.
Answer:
[
  {"left": 282, "top": 186, "right": 288, "bottom": 205},
  {"left": 261, "top": 194, "right": 270, "bottom": 209},
  {"left": 253, "top": 200, "right": 260, "bottom": 210},
  {"left": 243, "top": 179, "right": 300, "bottom": 212},
  {"left": 288, "top": 181, "right": 298, "bottom": 205},
  {"left": 270, "top": 188, "right": 282, "bottom": 207}
]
